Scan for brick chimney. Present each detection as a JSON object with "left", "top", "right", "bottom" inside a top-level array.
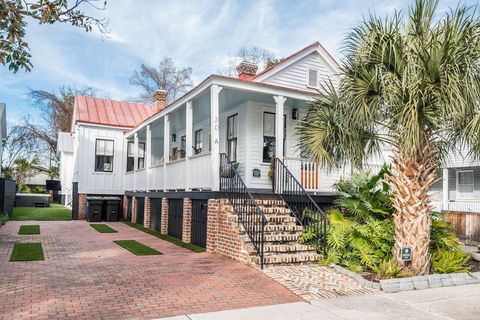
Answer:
[
  {"left": 236, "top": 61, "right": 258, "bottom": 80},
  {"left": 153, "top": 89, "right": 167, "bottom": 111}
]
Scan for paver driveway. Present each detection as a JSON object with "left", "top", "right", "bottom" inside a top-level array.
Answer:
[{"left": 0, "top": 221, "right": 299, "bottom": 320}]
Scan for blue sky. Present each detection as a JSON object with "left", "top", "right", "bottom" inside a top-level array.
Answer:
[{"left": 0, "top": 0, "right": 468, "bottom": 128}]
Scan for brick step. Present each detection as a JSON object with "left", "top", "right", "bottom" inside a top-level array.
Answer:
[
  {"left": 264, "top": 233, "right": 301, "bottom": 243},
  {"left": 246, "top": 243, "right": 316, "bottom": 254},
  {"left": 265, "top": 224, "right": 303, "bottom": 232},
  {"left": 259, "top": 207, "right": 291, "bottom": 215},
  {"left": 228, "top": 199, "right": 285, "bottom": 208},
  {"left": 250, "top": 252, "right": 319, "bottom": 265},
  {"left": 228, "top": 214, "right": 297, "bottom": 224},
  {"left": 254, "top": 199, "right": 286, "bottom": 207}
]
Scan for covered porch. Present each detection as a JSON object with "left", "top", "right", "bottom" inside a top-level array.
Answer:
[{"left": 123, "top": 81, "right": 340, "bottom": 193}]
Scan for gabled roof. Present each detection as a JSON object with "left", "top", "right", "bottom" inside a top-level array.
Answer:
[
  {"left": 251, "top": 41, "right": 340, "bottom": 82},
  {"left": 72, "top": 96, "right": 157, "bottom": 131}
]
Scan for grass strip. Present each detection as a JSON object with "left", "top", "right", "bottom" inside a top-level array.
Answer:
[
  {"left": 11, "top": 204, "right": 71, "bottom": 221},
  {"left": 90, "top": 224, "right": 118, "bottom": 233},
  {"left": 18, "top": 225, "right": 40, "bottom": 235},
  {"left": 113, "top": 240, "right": 162, "bottom": 255},
  {"left": 122, "top": 220, "right": 205, "bottom": 253},
  {"left": 10, "top": 243, "right": 44, "bottom": 261}
]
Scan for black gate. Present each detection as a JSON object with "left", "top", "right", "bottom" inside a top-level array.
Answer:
[
  {"left": 168, "top": 199, "right": 183, "bottom": 239},
  {"left": 72, "top": 182, "right": 79, "bottom": 220},
  {"left": 191, "top": 200, "right": 208, "bottom": 248},
  {"left": 150, "top": 198, "right": 162, "bottom": 231},
  {"left": 127, "top": 196, "right": 132, "bottom": 221},
  {"left": 136, "top": 197, "right": 145, "bottom": 225}
]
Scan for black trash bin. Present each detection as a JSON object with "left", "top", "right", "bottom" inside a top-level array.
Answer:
[
  {"left": 87, "top": 197, "right": 103, "bottom": 222},
  {"left": 105, "top": 197, "right": 121, "bottom": 222}
]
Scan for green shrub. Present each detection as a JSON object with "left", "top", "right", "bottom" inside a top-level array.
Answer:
[
  {"left": 306, "top": 164, "right": 470, "bottom": 278},
  {"left": 371, "top": 258, "right": 406, "bottom": 279},
  {"left": 432, "top": 249, "right": 471, "bottom": 274},
  {"left": 0, "top": 214, "right": 8, "bottom": 225}
]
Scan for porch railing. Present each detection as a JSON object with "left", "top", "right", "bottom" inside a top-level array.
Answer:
[
  {"left": 274, "top": 157, "right": 328, "bottom": 255},
  {"left": 219, "top": 153, "right": 267, "bottom": 268},
  {"left": 283, "top": 157, "right": 339, "bottom": 192},
  {"left": 166, "top": 159, "right": 186, "bottom": 190},
  {"left": 188, "top": 152, "right": 212, "bottom": 190}
]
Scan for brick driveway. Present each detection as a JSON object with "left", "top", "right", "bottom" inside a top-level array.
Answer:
[{"left": 0, "top": 221, "right": 299, "bottom": 320}]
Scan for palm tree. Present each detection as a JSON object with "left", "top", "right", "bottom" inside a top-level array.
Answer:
[
  {"left": 299, "top": 0, "right": 480, "bottom": 275},
  {"left": 14, "top": 158, "right": 40, "bottom": 187}
]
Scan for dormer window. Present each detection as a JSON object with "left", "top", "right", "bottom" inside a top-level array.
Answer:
[{"left": 308, "top": 69, "right": 318, "bottom": 88}]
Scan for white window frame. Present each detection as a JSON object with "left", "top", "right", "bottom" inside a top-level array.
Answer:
[
  {"left": 456, "top": 170, "right": 474, "bottom": 200},
  {"left": 94, "top": 139, "right": 114, "bottom": 173},
  {"left": 306, "top": 68, "right": 320, "bottom": 88}
]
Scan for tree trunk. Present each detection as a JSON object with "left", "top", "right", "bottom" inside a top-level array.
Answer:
[{"left": 389, "top": 146, "right": 438, "bottom": 275}]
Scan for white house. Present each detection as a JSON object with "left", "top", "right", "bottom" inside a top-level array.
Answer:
[
  {"left": 58, "top": 42, "right": 348, "bottom": 205},
  {"left": 67, "top": 41, "right": 480, "bottom": 266},
  {"left": 57, "top": 42, "right": 353, "bottom": 266}
]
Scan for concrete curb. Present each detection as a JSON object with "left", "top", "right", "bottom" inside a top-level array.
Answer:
[{"left": 330, "top": 263, "right": 480, "bottom": 293}]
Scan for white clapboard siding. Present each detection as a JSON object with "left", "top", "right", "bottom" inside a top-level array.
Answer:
[{"left": 260, "top": 52, "right": 339, "bottom": 92}]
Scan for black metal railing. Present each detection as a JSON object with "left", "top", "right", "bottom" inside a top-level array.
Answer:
[
  {"left": 274, "top": 158, "right": 328, "bottom": 255},
  {"left": 219, "top": 153, "right": 267, "bottom": 268}
]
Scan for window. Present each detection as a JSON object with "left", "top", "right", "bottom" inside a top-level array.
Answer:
[
  {"left": 262, "top": 112, "right": 287, "bottom": 163},
  {"left": 457, "top": 170, "right": 474, "bottom": 200},
  {"left": 308, "top": 69, "right": 318, "bottom": 87},
  {"left": 95, "top": 139, "right": 114, "bottom": 172},
  {"left": 194, "top": 129, "right": 203, "bottom": 154},
  {"left": 227, "top": 114, "right": 238, "bottom": 162},
  {"left": 126, "top": 141, "right": 134, "bottom": 172},
  {"left": 138, "top": 142, "right": 145, "bottom": 169},
  {"left": 180, "top": 135, "right": 186, "bottom": 151}
]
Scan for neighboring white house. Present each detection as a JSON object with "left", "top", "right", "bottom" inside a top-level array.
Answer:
[{"left": 24, "top": 164, "right": 55, "bottom": 188}]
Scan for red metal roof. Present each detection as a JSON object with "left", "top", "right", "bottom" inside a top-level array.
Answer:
[{"left": 72, "top": 96, "right": 157, "bottom": 130}]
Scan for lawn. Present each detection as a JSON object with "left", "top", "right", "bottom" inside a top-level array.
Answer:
[
  {"left": 90, "top": 224, "right": 118, "bottom": 233},
  {"left": 122, "top": 220, "right": 205, "bottom": 253},
  {"left": 10, "top": 243, "right": 44, "bottom": 261},
  {"left": 113, "top": 240, "right": 162, "bottom": 255},
  {"left": 18, "top": 225, "right": 40, "bottom": 234},
  {"left": 11, "top": 204, "right": 71, "bottom": 221}
]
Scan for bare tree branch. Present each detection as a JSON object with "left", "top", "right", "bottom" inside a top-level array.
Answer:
[{"left": 130, "top": 57, "right": 193, "bottom": 103}]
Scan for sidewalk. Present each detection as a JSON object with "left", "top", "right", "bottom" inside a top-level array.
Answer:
[{"left": 160, "top": 283, "right": 480, "bottom": 320}]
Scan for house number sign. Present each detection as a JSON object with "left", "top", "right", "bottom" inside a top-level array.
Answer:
[
  {"left": 401, "top": 247, "right": 412, "bottom": 261},
  {"left": 252, "top": 168, "right": 261, "bottom": 178}
]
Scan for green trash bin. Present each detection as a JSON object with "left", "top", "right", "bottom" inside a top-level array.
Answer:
[{"left": 87, "top": 197, "right": 103, "bottom": 222}]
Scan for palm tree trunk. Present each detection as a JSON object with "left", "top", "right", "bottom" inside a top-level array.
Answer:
[{"left": 389, "top": 145, "right": 438, "bottom": 275}]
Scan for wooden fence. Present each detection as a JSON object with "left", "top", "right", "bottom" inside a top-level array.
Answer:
[{"left": 443, "top": 211, "right": 480, "bottom": 243}]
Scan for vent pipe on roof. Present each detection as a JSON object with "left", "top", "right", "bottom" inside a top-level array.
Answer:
[
  {"left": 153, "top": 90, "right": 167, "bottom": 111},
  {"left": 236, "top": 61, "right": 258, "bottom": 81}
]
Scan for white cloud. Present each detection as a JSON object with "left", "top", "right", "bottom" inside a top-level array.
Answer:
[{"left": 1, "top": 0, "right": 471, "bottom": 126}]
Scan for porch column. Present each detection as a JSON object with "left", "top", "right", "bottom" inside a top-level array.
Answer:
[
  {"left": 211, "top": 84, "right": 222, "bottom": 191},
  {"left": 163, "top": 115, "right": 170, "bottom": 191},
  {"left": 146, "top": 124, "right": 152, "bottom": 190},
  {"left": 185, "top": 100, "right": 193, "bottom": 190},
  {"left": 443, "top": 168, "right": 449, "bottom": 204},
  {"left": 133, "top": 133, "right": 138, "bottom": 191},
  {"left": 274, "top": 95, "right": 286, "bottom": 160}
]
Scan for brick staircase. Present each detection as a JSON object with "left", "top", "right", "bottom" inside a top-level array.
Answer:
[{"left": 225, "top": 199, "right": 318, "bottom": 267}]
